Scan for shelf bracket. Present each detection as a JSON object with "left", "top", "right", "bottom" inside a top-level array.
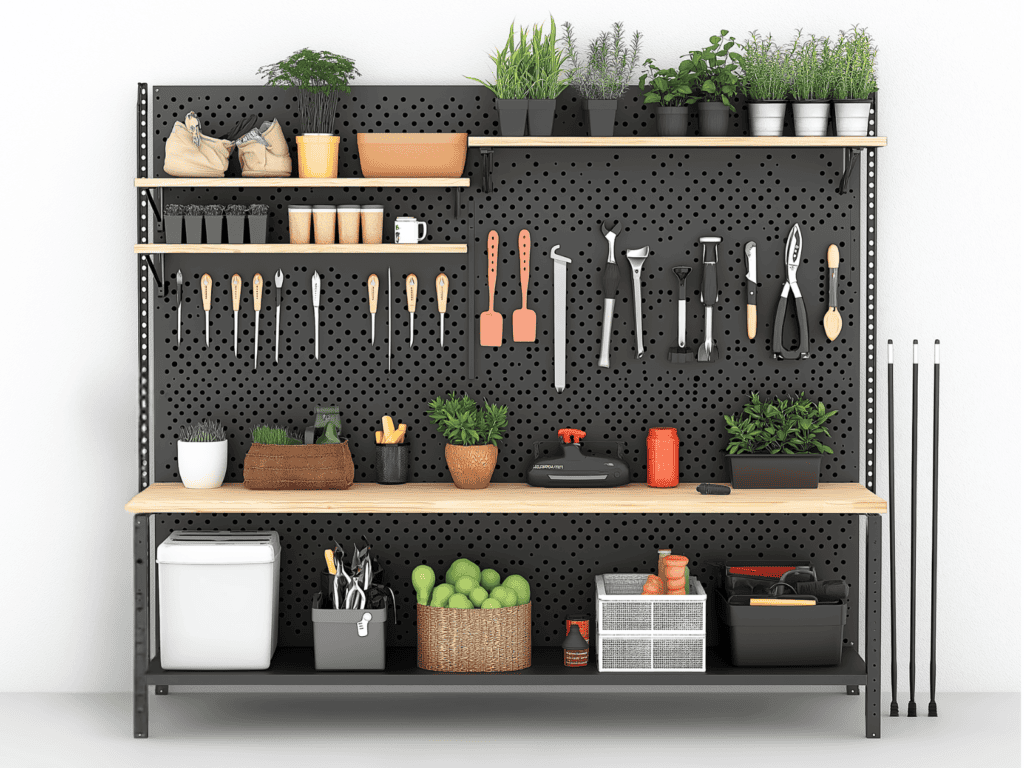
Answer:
[
  {"left": 455, "top": 173, "right": 471, "bottom": 212},
  {"left": 145, "top": 188, "right": 164, "bottom": 233},
  {"left": 480, "top": 148, "right": 494, "bottom": 195},
  {"left": 838, "top": 148, "right": 863, "bottom": 195},
  {"left": 146, "top": 253, "right": 166, "bottom": 298}
]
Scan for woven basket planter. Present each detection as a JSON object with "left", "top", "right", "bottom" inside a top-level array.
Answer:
[
  {"left": 416, "top": 602, "right": 532, "bottom": 672},
  {"left": 243, "top": 441, "right": 354, "bottom": 490}
]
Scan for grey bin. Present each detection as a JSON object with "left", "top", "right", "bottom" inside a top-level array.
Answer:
[{"left": 312, "top": 593, "right": 387, "bottom": 670}]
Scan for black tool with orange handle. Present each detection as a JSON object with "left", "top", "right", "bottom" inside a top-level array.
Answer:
[{"left": 527, "top": 429, "right": 630, "bottom": 488}]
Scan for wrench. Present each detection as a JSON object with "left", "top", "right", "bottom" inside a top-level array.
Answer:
[{"left": 598, "top": 221, "right": 621, "bottom": 368}]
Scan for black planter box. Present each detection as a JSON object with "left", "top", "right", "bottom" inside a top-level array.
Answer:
[
  {"left": 527, "top": 99, "right": 556, "bottom": 136},
  {"left": 248, "top": 214, "right": 268, "bottom": 244},
  {"left": 204, "top": 215, "right": 224, "bottom": 244},
  {"left": 496, "top": 99, "right": 528, "bottom": 137},
  {"left": 726, "top": 453, "right": 823, "bottom": 489},
  {"left": 164, "top": 215, "right": 183, "bottom": 244},
  {"left": 226, "top": 215, "right": 246, "bottom": 244},
  {"left": 184, "top": 215, "right": 203, "bottom": 244},
  {"left": 585, "top": 99, "right": 618, "bottom": 137}
]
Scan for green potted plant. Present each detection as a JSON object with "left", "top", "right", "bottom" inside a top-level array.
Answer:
[
  {"left": 203, "top": 204, "right": 224, "bottom": 245},
  {"left": 790, "top": 31, "right": 835, "bottom": 137},
  {"left": 526, "top": 17, "right": 572, "bottom": 136},
  {"left": 225, "top": 204, "right": 246, "bottom": 244},
  {"left": 832, "top": 25, "right": 877, "bottom": 137},
  {"left": 680, "top": 30, "right": 741, "bottom": 137},
  {"left": 243, "top": 416, "right": 354, "bottom": 490},
  {"left": 466, "top": 23, "right": 532, "bottom": 136},
  {"left": 164, "top": 203, "right": 184, "bottom": 245},
  {"left": 183, "top": 204, "right": 204, "bottom": 243},
  {"left": 427, "top": 392, "right": 509, "bottom": 489},
  {"left": 247, "top": 204, "right": 269, "bottom": 244},
  {"left": 177, "top": 420, "right": 227, "bottom": 489},
  {"left": 738, "top": 32, "right": 792, "bottom": 136},
  {"left": 258, "top": 49, "right": 360, "bottom": 178},
  {"left": 723, "top": 392, "right": 837, "bottom": 489},
  {"left": 638, "top": 58, "right": 693, "bottom": 136},
  {"left": 562, "top": 22, "right": 642, "bottom": 137}
]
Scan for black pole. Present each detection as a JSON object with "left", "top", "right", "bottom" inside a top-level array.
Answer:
[
  {"left": 928, "top": 341, "right": 941, "bottom": 717},
  {"left": 888, "top": 341, "right": 898, "bottom": 716},
  {"left": 908, "top": 340, "right": 919, "bottom": 717}
]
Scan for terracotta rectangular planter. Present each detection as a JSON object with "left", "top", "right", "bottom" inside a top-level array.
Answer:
[{"left": 356, "top": 133, "right": 468, "bottom": 178}]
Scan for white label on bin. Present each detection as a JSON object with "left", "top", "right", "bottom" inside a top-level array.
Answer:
[{"left": 357, "top": 612, "right": 372, "bottom": 637}]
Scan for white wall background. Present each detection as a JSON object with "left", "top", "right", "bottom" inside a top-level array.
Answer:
[{"left": 0, "top": 0, "right": 1018, "bottom": 693}]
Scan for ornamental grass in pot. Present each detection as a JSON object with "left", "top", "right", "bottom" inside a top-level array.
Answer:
[
  {"left": 427, "top": 392, "right": 509, "bottom": 489},
  {"left": 526, "top": 17, "right": 571, "bottom": 136},
  {"left": 723, "top": 392, "right": 837, "bottom": 489},
  {"left": 177, "top": 420, "right": 228, "bottom": 489},
  {"left": 790, "top": 32, "right": 834, "bottom": 137},
  {"left": 832, "top": 25, "right": 877, "bottom": 136},
  {"left": 738, "top": 32, "right": 792, "bottom": 136},
  {"left": 681, "top": 31, "right": 740, "bottom": 137},
  {"left": 639, "top": 57, "right": 692, "bottom": 136},
  {"left": 562, "top": 21, "right": 642, "bottom": 137},
  {"left": 466, "top": 23, "right": 531, "bottom": 136}
]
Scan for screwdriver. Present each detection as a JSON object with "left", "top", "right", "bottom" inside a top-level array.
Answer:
[
  {"left": 405, "top": 273, "right": 418, "bottom": 348},
  {"left": 435, "top": 273, "right": 448, "bottom": 349},
  {"left": 252, "top": 273, "right": 263, "bottom": 372},
  {"left": 175, "top": 270, "right": 183, "bottom": 347},
  {"left": 367, "top": 274, "right": 379, "bottom": 345},
  {"left": 201, "top": 274, "right": 212, "bottom": 348},
  {"left": 274, "top": 270, "right": 283, "bottom": 363},
  {"left": 312, "top": 271, "right": 321, "bottom": 360},
  {"left": 231, "top": 274, "right": 241, "bottom": 358}
]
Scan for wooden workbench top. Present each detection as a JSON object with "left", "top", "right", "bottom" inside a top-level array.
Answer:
[{"left": 126, "top": 482, "right": 886, "bottom": 515}]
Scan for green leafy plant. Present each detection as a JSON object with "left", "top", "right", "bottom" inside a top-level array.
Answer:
[
  {"left": 832, "top": 25, "right": 877, "bottom": 99},
  {"left": 724, "top": 393, "right": 837, "bottom": 455},
  {"left": 738, "top": 31, "right": 792, "bottom": 101},
  {"left": 426, "top": 392, "right": 509, "bottom": 447},
  {"left": 638, "top": 59, "right": 693, "bottom": 107},
  {"left": 179, "top": 420, "right": 226, "bottom": 443},
  {"left": 203, "top": 204, "right": 224, "bottom": 216},
  {"left": 165, "top": 203, "right": 184, "bottom": 216},
  {"left": 680, "top": 30, "right": 742, "bottom": 110},
  {"left": 257, "top": 49, "right": 360, "bottom": 134},
  {"left": 225, "top": 204, "right": 246, "bottom": 216},
  {"left": 528, "top": 17, "right": 572, "bottom": 99},
  {"left": 562, "top": 21, "right": 642, "bottom": 100},
  {"left": 251, "top": 423, "right": 303, "bottom": 445},
  {"left": 247, "top": 204, "right": 269, "bottom": 216},
  {"left": 790, "top": 31, "right": 836, "bottom": 101},
  {"left": 465, "top": 22, "right": 533, "bottom": 100}
]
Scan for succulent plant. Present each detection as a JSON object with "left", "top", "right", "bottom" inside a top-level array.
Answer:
[
  {"left": 184, "top": 204, "right": 204, "bottom": 216},
  {"left": 225, "top": 204, "right": 247, "bottom": 216},
  {"left": 179, "top": 420, "right": 226, "bottom": 443},
  {"left": 203, "top": 204, "right": 225, "bottom": 215},
  {"left": 164, "top": 203, "right": 185, "bottom": 216}
]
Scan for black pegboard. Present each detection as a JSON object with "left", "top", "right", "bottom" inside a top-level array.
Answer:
[{"left": 149, "top": 86, "right": 860, "bottom": 485}]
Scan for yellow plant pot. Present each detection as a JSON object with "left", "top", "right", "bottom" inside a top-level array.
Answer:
[{"left": 296, "top": 135, "right": 340, "bottom": 179}]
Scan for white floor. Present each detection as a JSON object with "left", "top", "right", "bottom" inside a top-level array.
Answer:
[{"left": 0, "top": 691, "right": 1018, "bottom": 767}]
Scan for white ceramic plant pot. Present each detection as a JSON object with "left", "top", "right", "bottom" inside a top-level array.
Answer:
[
  {"left": 833, "top": 100, "right": 873, "bottom": 137},
  {"left": 792, "top": 101, "right": 830, "bottom": 137},
  {"left": 177, "top": 440, "right": 228, "bottom": 489},
  {"left": 747, "top": 101, "right": 787, "bottom": 137}
]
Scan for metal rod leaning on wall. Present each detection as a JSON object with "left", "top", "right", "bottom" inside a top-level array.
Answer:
[
  {"left": 888, "top": 340, "right": 898, "bottom": 716},
  {"left": 908, "top": 340, "right": 919, "bottom": 717},
  {"left": 928, "top": 341, "right": 941, "bottom": 717}
]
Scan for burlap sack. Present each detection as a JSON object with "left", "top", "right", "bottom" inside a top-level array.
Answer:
[
  {"left": 163, "top": 113, "right": 232, "bottom": 177},
  {"left": 238, "top": 119, "right": 293, "bottom": 178},
  {"left": 243, "top": 441, "right": 354, "bottom": 490}
]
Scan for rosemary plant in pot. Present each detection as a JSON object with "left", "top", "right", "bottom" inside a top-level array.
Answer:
[
  {"left": 790, "top": 32, "right": 834, "bottom": 137},
  {"left": 177, "top": 420, "right": 228, "bottom": 489},
  {"left": 832, "top": 25, "right": 877, "bottom": 136},
  {"left": 466, "top": 23, "right": 532, "bottom": 136},
  {"left": 258, "top": 49, "right": 359, "bottom": 178},
  {"left": 562, "top": 22, "right": 642, "bottom": 137},
  {"left": 427, "top": 392, "right": 509, "bottom": 489},
  {"left": 739, "top": 32, "right": 791, "bottom": 136},
  {"left": 526, "top": 17, "right": 571, "bottom": 136},
  {"left": 681, "top": 31, "right": 741, "bottom": 136},
  {"left": 639, "top": 58, "right": 692, "bottom": 136},
  {"left": 723, "top": 393, "right": 837, "bottom": 489}
]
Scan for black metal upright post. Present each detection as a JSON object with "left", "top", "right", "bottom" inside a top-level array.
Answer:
[
  {"left": 928, "top": 341, "right": 941, "bottom": 717},
  {"left": 908, "top": 340, "right": 919, "bottom": 717},
  {"left": 865, "top": 513, "right": 882, "bottom": 738},
  {"left": 133, "top": 515, "right": 150, "bottom": 738},
  {"left": 888, "top": 341, "right": 898, "bottom": 716}
]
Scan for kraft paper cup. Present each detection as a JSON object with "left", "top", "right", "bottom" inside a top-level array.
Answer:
[
  {"left": 360, "top": 205, "right": 384, "bottom": 245},
  {"left": 337, "top": 205, "right": 361, "bottom": 245},
  {"left": 313, "top": 205, "right": 337, "bottom": 245},
  {"left": 288, "top": 206, "right": 312, "bottom": 245}
]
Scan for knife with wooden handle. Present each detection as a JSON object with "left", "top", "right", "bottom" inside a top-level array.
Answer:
[{"left": 744, "top": 241, "right": 757, "bottom": 340}]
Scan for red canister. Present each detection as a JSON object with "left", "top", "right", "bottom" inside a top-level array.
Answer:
[{"left": 647, "top": 428, "right": 679, "bottom": 487}]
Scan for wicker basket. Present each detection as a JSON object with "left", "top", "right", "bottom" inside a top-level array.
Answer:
[
  {"left": 416, "top": 602, "right": 531, "bottom": 672},
  {"left": 243, "top": 441, "right": 354, "bottom": 490}
]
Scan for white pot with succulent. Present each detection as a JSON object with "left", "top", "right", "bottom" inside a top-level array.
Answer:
[
  {"left": 177, "top": 420, "right": 228, "bottom": 490},
  {"left": 563, "top": 21, "right": 642, "bottom": 137},
  {"left": 831, "top": 25, "right": 877, "bottom": 137},
  {"left": 739, "top": 32, "right": 791, "bottom": 137},
  {"left": 790, "top": 32, "right": 834, "bottom": 137}
]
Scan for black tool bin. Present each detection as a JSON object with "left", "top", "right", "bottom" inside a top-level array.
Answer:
[{"left": 717, "top": 593, "right": 846, "bottom": 666}]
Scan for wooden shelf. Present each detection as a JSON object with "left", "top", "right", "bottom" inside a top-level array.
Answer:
[
  {"left": 468, "top": 136, "right": 887, "bottom": 148},
  {"left": 134, "top": 244, "right": 466, "bottom": 254},
  {"left": 135, "top": 177, "right": 470, "bottom": 188},
  {"left": 126, "top": 482, "right": 886, "bottom": 515}
]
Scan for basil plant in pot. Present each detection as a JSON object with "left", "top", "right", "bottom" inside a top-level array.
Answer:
[
  {"left": 466, "top": 23, "right": 532, "bottom": 137},
  {"left": 681, "top": 30, "right": 741, "bottom": 136},
  {"left": 177, "top": 420, "right": 228, "bottom": 489},
  {"left": 639, "top": 58, "right": 693, "bottom": 136},
  {"left": 832, "top": 25, "right": 877, "bottom": 137},
  {"left": 723, "top": 393, "right": 837, "bottom": 489},
  {"left": 258, "top": 49, "right": 360, "bottom": 178},
  {"left": 427, "top": 392, "right": 509, "bottom": 489},
  {"left": 790, "top": 32, "right": 835, "bottom": 137},
  {"left": 738, "top": 32, "right": 792, "bottom": 136},
  {"left": 562, "top": 21, "right": 642, "bottom": 137}
]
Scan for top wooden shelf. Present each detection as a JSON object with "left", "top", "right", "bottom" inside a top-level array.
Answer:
[
  {"left": 467, "top": 136, "right": 887, "bottom": 148},
  {"left": 126, "top": 482, "right": 886, "bottom": 515},
  {"left": 134, "top": 177, "right": 471, "bottom": 188}
]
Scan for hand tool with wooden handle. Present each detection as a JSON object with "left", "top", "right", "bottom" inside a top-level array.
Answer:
[
  {"left": 480, "top": 230, "right": 502, "bottom": 346},
  {"left": 231, "top": 274, "right": 241, "bottom": 357},
  {"left": 274, "top": 270, "right": 283, "bottom": 362},
  {"left": 550, "top": 245, "right": 571, "bottom": 393},
  {"left": 823, "top": 244, "right": 842, "bottom": 341},
  {"left": 175, "top": 270, "right": 183, "bottom": 347},
  {"left": 311, "top": 271, "right": 321, "bottom": 360},
  {"left": 598, "top": 220, "right": 621, "bottom": 368},
  {"left": 367, "top": 274, "right": 379, "bottom": 346},
  {"left": 743, "top": 241, "right": 757, "bottom": 340},
  {"left": 435, "top": 273, "right": 448, "bottom": 348},
  {"left": 405, "top": 273, "right": 418, "bottom": 348},
  {"left": 252, "top": 273, "right": 263, "bottom": 372},
  {"left": 201, "top": 273, "right": 212, "bottom": 348},
  {"left": 387, "top": 268, "right": 392, "bottom": 373},
  {"left": 512, "top": 229, "right": 536, "bottom": 342}
]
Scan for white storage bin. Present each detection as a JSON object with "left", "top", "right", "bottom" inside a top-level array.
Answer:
[{"left": 157, "top": 530, "right": 280, "bottom": 670}]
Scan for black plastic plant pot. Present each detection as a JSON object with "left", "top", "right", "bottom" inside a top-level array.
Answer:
[
  {"left": 496, "top": 99, "right": 528, "bottom": 137},
  {"left": 184, "top": 215, "right": 203, "bottom": 244},
  {"left": 248, "top": 214, "right": 268, "bottom": 244},
  {"left": 226, "top": 215, "right": 245, "bottom": 244},
  {"left": 585, "top": 99, "right": 618, "bottom": 136},
  {"left": 164, "top": 215, "right": 183, "bottom": 245},
  {"left": 204, "top": 215, "right": 224, "bottom": 244},
  {"left": 697, "top": 102, "right": 730, "bottom": 136},
  {"left": 527, "top": 99, "right": 556, "bottom": 136},
  {"left": 726, "top": 453, "right": 823, "bottom": 489},
  {"left": 656, "top": 106, "right": 688, "bottom": 136},
  {"left": 376, "top": 443, "right": 410, "bottom": 484}
]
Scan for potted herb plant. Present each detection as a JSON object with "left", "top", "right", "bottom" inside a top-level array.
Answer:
[
  {"left": 832, "top": 25, "right": 877, "bottom": 137},
  {"left": 243, "top": 419, "right": 355, "bottom": 490},
  {"left": 526, "top": 17, "right": 571, "bottom": 136},
  {"left": 466, "top": 23, "right": 532, "bottom": 136},
  {"left": 247, "top": 204, "right": 269, "bottom": 244},
  {"left": 225, "top": 204, "right": 246, "bottom": 244},
  {"left": 183, "top": 204, "right": 204, "bottom": 243},
  {"left": 723, "top": 392, "right": 837, "bottom": 489},
  {"left": 203, "top": 204, "right": 224, "bottom": 244},
  {"left": 258, "top": 49, "right": 360, "bottom": 178},
  {"left": 427, "top": 392, "right": 509, "bottom": 489},
  {"left": 164, "top": 203, "right": 184, "bottom": 245},
  {"left": 790, "top": 32, "right": 834, "bottom": 137},
  {"left": 562, "top": 22, "right": 642, "bottom": 137},
  {"left": 177, "top": 420, "right": 228, "bottom": 489},
  {"left": 738, "top": 32, "right": 792, "bottom": 137},
  {"left": 680, "top": 31, "right": 741, "bottom": 137},
  {"left": 638, "top": 58, "right": 692, "bottom": 136}
]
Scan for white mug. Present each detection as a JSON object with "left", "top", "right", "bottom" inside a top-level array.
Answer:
[{"left": 394, "top": 216, "right": 427, "bottom": 244}]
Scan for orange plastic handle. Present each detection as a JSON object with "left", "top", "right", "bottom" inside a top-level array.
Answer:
[{"left": 557, "top": 428, "right": 587, "bottom": 444}]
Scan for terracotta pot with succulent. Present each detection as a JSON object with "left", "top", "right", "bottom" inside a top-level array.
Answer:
[
  {"left": 525, "top": 17, "right": 572, "bottom": 136},
  {"left": 203, "top": 204, "right": 224, "bottom": 244},
  {"left": 164, "top": 203, "right": 184, "bottom": 245},
  {"left": 562, "top": 21, "right": 642, "bottom": 136},
  {"left": 832, "top": 25, "right": 877, "bottom": 136},
  {"left": 790, "top": 31, "right": 835, "bottom": 137},
  {"left": 639, "top": 58, "right": 692, "bottom": 136},
  {"left": 723, "top": 392, "right": 837, "bottom": 489},
  {"left": 738, "top": 32, "right": 792, "bottom": 136},
  {"left": 247, "top": 204, "right": 269, "bottom": 244},
  {"left": 258, "top": 49, "right": 360, "bottom": 178},
  {"left": 427, "top": 392, "right": 509, "bottom": 489},
  {"left": 225, "top": 204, "right": 247, "bottom": 244},
  {"left": 681, "top": 30, "right": 741, "bottom": 136},
  {"left": 466, "top": 22, "right": 532, "bottom": 136},
  {"left": 183, "top": 204, "right": 204, "bottom": 243},
  {"left": 177, "top": 420, "right": 228, "bottom": 490}
]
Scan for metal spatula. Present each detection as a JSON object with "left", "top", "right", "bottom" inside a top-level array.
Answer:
[
  {"left": 480, "top": 230, "right": 503, "bottom": 347},
  {"left": 512, "top": 229, "right": 536, "bottom": 342}
]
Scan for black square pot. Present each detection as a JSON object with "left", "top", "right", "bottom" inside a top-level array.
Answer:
[
  {"left": 697, "top": 102, "right": 731, "bottom": 136},
  {"left": 656, "top": 106, "right": 688, "bottom": 136},
  {"left": 496, "top": 99, "right": 528, "bottom": 137},
  {"left": 226, "top": 215, "right": 246, "bottom": 244},
  {"left": 248, "top": 214, "right": 268, "bottom": 244},
  {"left": 527, "top": 99, "right": 556, "bottom": 136},
  {"left": 584, "top": 99, "right": 618, "bottom": 137},
  {"left": 164, "top": 215, "right": 183, "bottom": 244},
  {"left": 375, "top": 443, "right": 410, "bottom": 484},
  {"left": 204, "top": 215, "right": 224, "bottom": 244},
  {"left": 726, "top": 454, "right": 823, "bottom": 489},
  {"left": 184, "top": 215, "right": 203, "bottom": 244}
]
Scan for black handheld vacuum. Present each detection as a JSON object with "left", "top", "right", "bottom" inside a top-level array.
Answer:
[{"left": 527, "top": 429, "right": 631, "bottom": 488}]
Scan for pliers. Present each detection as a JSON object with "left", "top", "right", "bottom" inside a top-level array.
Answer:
[{"left": 772, "top": 223, "right": 810, "bottom": 360}]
